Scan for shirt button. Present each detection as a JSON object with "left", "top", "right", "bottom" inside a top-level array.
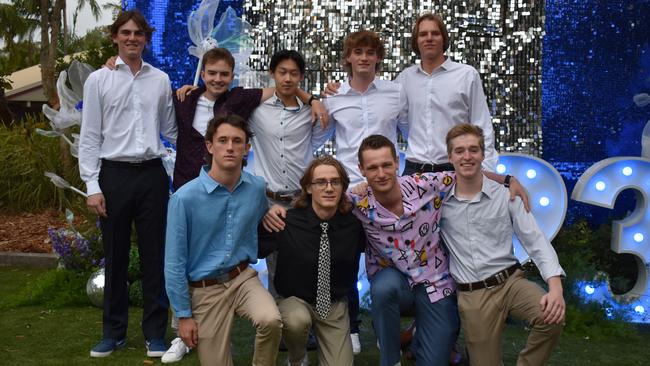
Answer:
[
  {"left": 285, "top": 185, "right": 288, "bottom": 189},
  {"left": 281, "top": 154, "right": 284, "bottom": 158},
  {"left": 280, "top": 138, "right": 283, "bottom": 141},
  {"left": 283, "top": 170, "right": 286, "bottom": 174}
]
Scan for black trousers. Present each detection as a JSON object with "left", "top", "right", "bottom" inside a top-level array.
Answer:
[
  {"left": 348, "top": 284, "right": 361, "bottom": 333},
  {"left": 99, "top": 160, "right": 169, "bottom": 340}
]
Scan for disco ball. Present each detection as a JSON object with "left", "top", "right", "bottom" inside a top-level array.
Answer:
[{"left": 86, "top": 267, "right": 105, "bottom": 308}]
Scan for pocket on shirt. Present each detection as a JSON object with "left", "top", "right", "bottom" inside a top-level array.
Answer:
[{"left": 474, "top": 215, "right": 509, "bottom": 236}]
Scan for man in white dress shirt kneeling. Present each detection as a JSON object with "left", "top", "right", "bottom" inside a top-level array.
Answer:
[{"left": 440, "top": 123, "right": 565, "bottom": 366}]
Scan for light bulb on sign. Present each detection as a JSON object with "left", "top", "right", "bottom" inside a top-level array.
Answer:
[
  {"left": 526, "top": 169, "right": 537, "bottom": 179},
  {"left": 622, "top": 166, "right": 633, "bottom": 176}
]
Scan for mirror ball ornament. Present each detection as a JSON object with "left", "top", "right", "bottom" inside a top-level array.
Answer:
[{"left": 86, "top": 267, "right": 105, "bottom": 308}]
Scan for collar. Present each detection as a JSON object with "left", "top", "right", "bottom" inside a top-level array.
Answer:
[
  {"left": 115, "top": 56, "right": 150, "bottom": 72},
  {"left": 448, "top": 174, "right": 494, "bottom": 202},
  {"left": 266, "top": 92, "right": 305, "bottom": 111},
  {"left": 198, "top": 165, "right": 250, "bottom": 194},
  {"left": 339, "top": 76, "right": 381, "bottom": 95},
  {"left": 295, "top": 203, "right": 346, "bottom": 229},
  {"left": 416, "top": 57, "right": 453, "bottom": 75}
]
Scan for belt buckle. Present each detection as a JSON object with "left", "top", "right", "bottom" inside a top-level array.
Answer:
[{"left": 484, "top": 280, "right": 497, "bottom": 290}]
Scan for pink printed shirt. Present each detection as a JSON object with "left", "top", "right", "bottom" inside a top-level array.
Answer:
[{"left": 350, "top": 173, "right": 457, "bottom": 303}]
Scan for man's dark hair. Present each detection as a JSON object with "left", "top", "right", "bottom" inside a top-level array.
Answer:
[
  {"left": 202, "top": 48, "right": 236, "bottom": 72},
  {"left": 270, "top": 50, "right": 306, "bottom": 75},
  {"left": 357, "top": 135, "right": 398, "bottom": 166},
  {"left": 204, "top": 114, "right": 254, "bottom": 166},
  {"left": 110, "top": 10, "right": 154, "bottom": 44}
]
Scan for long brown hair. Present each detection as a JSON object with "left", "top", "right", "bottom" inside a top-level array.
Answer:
[
  {"left": 293, "top": 155, "right": 352, "bottom": 214},
  {"left": 411, "top": 13, "right": 449, "bottom": 55}
]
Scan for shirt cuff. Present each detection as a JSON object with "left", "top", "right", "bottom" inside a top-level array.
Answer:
[
  {"left": 175, "top": 309, "right": 193, "bottom": 318},
  {"left": 86, "top": 180, "right": 102, "bottom": 196},
  {"left": 542, "top": 268, "right": 566, "bottom": 282}
]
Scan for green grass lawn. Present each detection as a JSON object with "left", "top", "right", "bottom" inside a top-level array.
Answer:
[{"left": 0, "top": 266, "right": 648, "bottom": 365}]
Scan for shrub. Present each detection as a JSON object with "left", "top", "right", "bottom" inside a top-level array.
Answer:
[{"left": 0, "top": 114, "right": 82, "bottom": 212}]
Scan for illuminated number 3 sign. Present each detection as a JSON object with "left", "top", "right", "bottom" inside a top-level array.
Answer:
[
  {"left": 499, "top": 154, "right": 649, "bottom": 323},
  {"left": 571, "top": 157, "right": 650, "bottom": 323}
]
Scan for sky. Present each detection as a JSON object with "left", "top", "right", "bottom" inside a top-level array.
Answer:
[{"left": 69, "top": 0, "right": 116, "bottom": 36}]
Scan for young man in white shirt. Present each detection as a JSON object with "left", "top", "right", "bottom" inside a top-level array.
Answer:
[
  {"left": 322, "top": 30, "right": 409, "bottom": 353},
  {"left": 397, "top": 13, "right": 498, "bottom": 174},
  {"left": 440, "top": 124, "right": 565, "bottom": 365},
  {"left": 79, "top": 10, "right": 177, "bottom": 358},
  {"left": 323, "top": 30, "right": 409, "bottom": 186}
]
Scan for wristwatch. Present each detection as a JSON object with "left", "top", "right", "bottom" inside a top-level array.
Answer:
[
  {"left": 308, "top": 95, "right": 319, "bottom": 106},
  {"left": 504, "top": 175, "right": 512, "bottom": 188}
]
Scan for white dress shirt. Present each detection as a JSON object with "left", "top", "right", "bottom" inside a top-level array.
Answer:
[
  {"left": 191, "top": 95, "right": 215, "bottom": 136},
  {"left": 395, "top": 58, "right": 498, "bottom": 171},
  {"left": 440, "top": 176, "right": 565, "bottom": 284},
  {"left": 79, "top": 57, "right": 177, "bottom": 195},
  {"left": 323, "top": 77, "right": 409, "bottom": 185},
  {"left": 248, "top": 93, "right": 331, "bottom": 192}
]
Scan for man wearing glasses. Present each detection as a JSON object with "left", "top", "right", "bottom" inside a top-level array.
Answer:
[{"left": 259, "top": 156, "right": 365, "bottom": 366}]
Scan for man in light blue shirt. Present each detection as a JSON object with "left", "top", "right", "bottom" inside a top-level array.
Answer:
[{"left": 165, "top": 114, "right": 282, "bottom": 366}]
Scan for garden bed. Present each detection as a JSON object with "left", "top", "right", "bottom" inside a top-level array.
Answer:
[{"left": 0, "top": 210, "right": 64, "bottom": 253}]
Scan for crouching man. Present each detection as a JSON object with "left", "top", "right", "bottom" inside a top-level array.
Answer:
[
  {"left": 165, "top": 114, "right": 282, "bottom": 365},
  {"left": 259, "top": 155, "right": 365, "bottom": 366},
  {"left": 441, "top": 123, "right": 565, "bottom": 366}
]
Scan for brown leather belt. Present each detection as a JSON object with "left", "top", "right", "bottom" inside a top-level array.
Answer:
[
  {"left": 457, "top": 263, "right": 521, "bottom": 292},
  {"left": 265, "top": 189, "right": 299, "bottom": 203},
  {"left": 188, "top": 262, "right": 249, "bottom": 288}
]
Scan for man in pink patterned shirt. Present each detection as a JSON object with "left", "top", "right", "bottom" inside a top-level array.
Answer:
[{"left": 349, "top": 135, "right": 523, "bottom": 366}]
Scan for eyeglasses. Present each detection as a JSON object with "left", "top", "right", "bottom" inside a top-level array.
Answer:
[{"left": 310, "top": 179, "right": 342, "bottom": 189}]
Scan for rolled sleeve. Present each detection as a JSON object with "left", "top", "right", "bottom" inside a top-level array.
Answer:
[{"left": 165, "top": 195, "right": 193, "bottom": 318}]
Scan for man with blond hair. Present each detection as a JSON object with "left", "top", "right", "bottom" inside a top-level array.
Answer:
[{"left": 441, "top": 123, "right": 564, "bottom": 365}]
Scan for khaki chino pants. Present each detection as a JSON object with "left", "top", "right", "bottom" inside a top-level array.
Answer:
[
  {"left": 279, "top": 296, "right": 354, "bottom": 366},
  {"left": 458, "top": 270, "right": 563, "bottom": 366},
  {"left": 190, "top": 267, "right": 282, "bottom": 366}
]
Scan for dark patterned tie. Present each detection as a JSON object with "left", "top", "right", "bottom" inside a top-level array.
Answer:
[{"left": 316, "top": 222, "right": 331, "bottom": 318}]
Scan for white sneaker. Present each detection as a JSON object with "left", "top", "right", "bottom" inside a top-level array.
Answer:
[
  {"left": 161, "top": 337, "right": 190, "bottom": 363},
  {"left": 350, "top": 332, "right": 361, "bottom": 355},
  {"left": 287, "top": 354, "right": 309, "bottom": 366}
]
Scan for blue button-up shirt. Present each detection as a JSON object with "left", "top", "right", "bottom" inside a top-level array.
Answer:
[{"left": 165, "top": 167, "right": 268, "bottom": 317}]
